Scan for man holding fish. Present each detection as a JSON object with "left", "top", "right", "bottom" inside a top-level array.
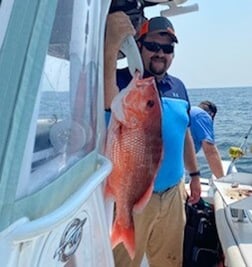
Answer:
[{"left": 104, "top": 11, "right": 201, "bottom": 267}]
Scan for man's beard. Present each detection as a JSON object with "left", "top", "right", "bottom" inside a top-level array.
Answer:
[{"left": 148, "top": 56, "right": 167, "bottom": 76}]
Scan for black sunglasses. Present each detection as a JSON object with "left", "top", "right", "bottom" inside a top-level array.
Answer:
[{"left": 141, "top": 41, "right": 174, "bottom": 54}]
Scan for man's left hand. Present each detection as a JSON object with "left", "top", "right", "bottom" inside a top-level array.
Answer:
[{"left": 188, "top": 177, "right": 201, "bottom": 204}]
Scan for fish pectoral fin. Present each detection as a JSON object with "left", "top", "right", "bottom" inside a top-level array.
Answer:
[
  {"left": 111, "top": 220, "right": 135, "bottom": 260},
  {"left": 133, "top": 181, "right": 154, "bottom": 213}
]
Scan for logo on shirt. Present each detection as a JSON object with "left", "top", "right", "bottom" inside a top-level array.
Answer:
[{"left": 172, "top": 92, "right": 179, "bottom": 98}]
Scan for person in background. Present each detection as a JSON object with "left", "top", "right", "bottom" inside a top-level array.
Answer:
[
  {"left": 190, "top": 100, "right": 224, "bottom": 178},
  {"left": 104, "top": 12, "right": 201, "bottom": 267}
]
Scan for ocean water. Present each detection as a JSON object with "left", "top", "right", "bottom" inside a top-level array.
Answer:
[
  {"left": 188, "top": 86, "right": 252, "bottom": 178},
  {"left": 40, "top": 87, "right": 252, "bottom": 178}
]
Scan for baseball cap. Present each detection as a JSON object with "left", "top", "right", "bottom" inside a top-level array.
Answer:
[{"left": 137, "top": 16, "right": 178, "bottom": 43}]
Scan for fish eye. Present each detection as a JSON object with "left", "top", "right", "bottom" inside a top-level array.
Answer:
[{"left": 146, "top": 100, "right": 155, "bottom": 108}]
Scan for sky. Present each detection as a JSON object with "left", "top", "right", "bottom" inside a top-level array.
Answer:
[{"left": 144, "top": 0, "right": 252, "bottom": 89}]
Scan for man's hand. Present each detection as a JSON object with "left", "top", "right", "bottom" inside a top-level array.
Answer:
[
  {"left": 106, "top": 12, "right": 136, "bottom": 51},
  {"left": 104, "top": 12, "right": 136, "bottom": 109},
  {"left": 188, "top": 177, "right": 201, "bottom": 204}
]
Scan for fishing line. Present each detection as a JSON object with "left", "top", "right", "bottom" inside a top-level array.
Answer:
[
  {"left": 227, "top": 123, "right": 252, "bottom": 175},
  {"left": 240, "top": 124, "right": 252, "bottom": 151}
]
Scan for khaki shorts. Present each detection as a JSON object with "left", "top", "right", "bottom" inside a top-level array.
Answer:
[{"left": 113, "top": 181, "right": 186, "bottom": 267}]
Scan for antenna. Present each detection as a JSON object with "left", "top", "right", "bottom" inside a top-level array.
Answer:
[{"left": 161, "top": 3, "right": 199, "bottom": 17}]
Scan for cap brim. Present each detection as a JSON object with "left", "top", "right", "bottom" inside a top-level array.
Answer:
[{"left": 153, "top": 29, "right": 178, "bottom": 43}]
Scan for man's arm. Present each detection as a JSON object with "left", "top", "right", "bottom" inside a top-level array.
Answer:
[
  {"left": 184, "top": 129, "right": 201, "bottom": 203},
  {"left": 202, "top": 141, "right": 224, "bottom": 178},
  {"left": 104, "top": 12, "right": 135, "bottom": 109}
]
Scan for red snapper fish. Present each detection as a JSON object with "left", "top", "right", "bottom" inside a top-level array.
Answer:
[{"left": 104, "top": 72, "right": 163, "bottom": 259}]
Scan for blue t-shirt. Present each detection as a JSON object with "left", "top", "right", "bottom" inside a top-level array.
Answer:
[
  {"left": 190, "top": 106, "right": 215, "bottom": 153},
  {"left": 114, "top": 68, "right": 190, "bottom": 192}
]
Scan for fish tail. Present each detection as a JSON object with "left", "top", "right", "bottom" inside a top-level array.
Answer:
[{"left": 111, "top": 220, "right": 135, "bottom": 259}]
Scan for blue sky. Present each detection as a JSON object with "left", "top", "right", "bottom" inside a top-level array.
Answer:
[{"left": 144, "top": 0, "right": 252, "bottom": 89}]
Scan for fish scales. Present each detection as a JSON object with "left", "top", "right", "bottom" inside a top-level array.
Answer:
[{"left": 104, "top": 72, "right": 163, "bottom": 259}]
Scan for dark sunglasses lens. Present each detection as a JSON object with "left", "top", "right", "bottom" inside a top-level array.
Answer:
[
  {"left": 144, "top": 42, "right": 159, "bottom": 52},
  {"left": 163, "top": 45, "right": 174, "bottom": 54},
  {"left": 143, "top": 42, "right": 174, "bottom": 54}
]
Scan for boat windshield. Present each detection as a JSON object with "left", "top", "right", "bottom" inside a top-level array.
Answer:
[{"left": 16, "top": 0, "right": 100, "bottom": 198}]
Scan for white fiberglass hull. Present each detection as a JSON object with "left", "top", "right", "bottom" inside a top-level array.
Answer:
[
  {"left": 214, "top": 172, "right": 252, "bottom": 267},
  {"left": 186, "top": 160, "right": 252, "bottom": 267},
  {"left": 214, "top": 192, "right": 252, "bottom": 267}
]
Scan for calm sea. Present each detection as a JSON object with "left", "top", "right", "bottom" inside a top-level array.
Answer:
[
  {"left": 41, "top": 86, "right": 252, "bottom": 178},
  {"left": 188, "top": 86, "right": 252, "bottom": 178}
]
